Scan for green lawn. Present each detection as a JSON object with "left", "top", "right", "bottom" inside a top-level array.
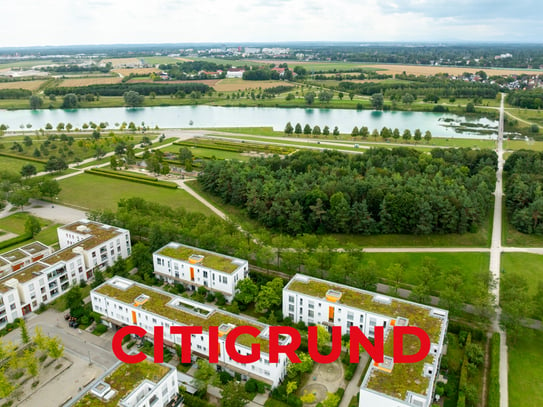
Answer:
[
  {"left": 501, "top": 253, "right": 543, "bottom": 296},
  {"left": 160, "top": 145, "right": 250, "bottom": 161},
  {"left": 57, "top": 173, "right": 215, "bottom": 215},
  {"left": 0, "top": 155, "right": 45, "bottom": 172},
  {"left": 0, "top": 213, "right": 59, "bottom": 252},
  {"left": 0, "top": 213, "right": 34, "bottom": 234},
  {"left": 504, "top": 139, "right": 543, "bottom": 151},
  {"left": 508, "top": 328, "right": 543, "bottom": 407}
]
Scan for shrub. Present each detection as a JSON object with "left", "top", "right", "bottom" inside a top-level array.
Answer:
[
  {"left": 487, "top": 333, "right": 500, "bottom": 407},
  {"left": 219, "top": 371, "right": 234, "bottom": 384},
  {"left": 245, "top": 378, "right": 258, "bottom": 393},
  {"left": 93, "top": 323, "right": 108, "bottom": 335}
]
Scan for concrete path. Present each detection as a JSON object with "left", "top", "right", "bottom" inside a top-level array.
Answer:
[
  {"left": 24, "top": 199, "right": 87, "bottom": 224},
  {"left": 175, "top": 179, "right": 229, "bottom": 221},
  {"left": 0, "top": 231, "right": 17, "bottom": 242},
  {"left": 339, "top": 354, "right": 369, "bottom": 407}
]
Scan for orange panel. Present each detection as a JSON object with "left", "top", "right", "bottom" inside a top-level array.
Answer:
[
  {"left": 131, "top": 311, "right": 137, "bottom": 324},
  {"left": 190, "top": 267, "right": 195, "bottom": 281},
  {"left": 32, "top": 255, "right": 44, "bottom": 262},
  {"left": 328, "top": 306, "right": 334, "bottom": 320}
]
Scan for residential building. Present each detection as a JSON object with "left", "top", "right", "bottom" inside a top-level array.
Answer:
[
  {"left": 0, "top": 242, "right": 52, "bottom": 279},
  {"left": 226, "top": 68, "right": 245, "bottom": 78},
  {"left": 67, "top": 359, "right": 181, "bottom": 407},
  {"left": 153, "top": 242, "right": 248, "bottom": 301},
  {"left": 0, "top": 220, "right": 131, "bottom": 327},
  {"left": 283, "top": 274, "right": 448, "bottom": 407},
  {"left": 91, "top": 276, "right": 289, "bottom": 388}
]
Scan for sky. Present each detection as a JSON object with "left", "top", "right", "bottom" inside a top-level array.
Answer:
[{"left": 0, "top": 0, "right": 541, "bottom": 47}]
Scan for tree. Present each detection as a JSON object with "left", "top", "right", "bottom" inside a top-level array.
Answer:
[
  {"left": 124, "top": 91, "right": 145, "bottom": 107},
  {"left": 466, "top": 102, "right": 475, "bottom": 113},
  {"left": 8, "top": 189, "right": 30, "bottom": 210},
  {"left": 392, "top": 128, "right": 400, "bottom": 140},
  {"left": 351, "top": 126, "right": 359, "bottom": 137},
  {"left": 359, "top": 126, "right": 369, "bottom": 138},
  {"left": 235, "top": 279, "right": 259, "bottom": 306},
  {"left": 402, "top": 93, "right": 415, "bottom": 105},
  {"left": 39, "top": 179, "right": 61, "bottom": 198},
  {"left": 47, "top": 336, "right": 64, "bottom": 359},
  {"left": 402, "top": 129, "right": 412, "bottom": 141},
  {"left": 294, "top": 123, "right": 302, "bottom": 135},
  {"left": 29, "top": 95, "right": 43, "bottom": 110},
  {"left": 500, "top": 273, "right": 533, "bottom": 343},
  {"left": 312, "top": 125, "right": 321, "bottom": 135},
  {"left": 23, "top": 348, "right": 39, "bottom": 378},
  {"left": 45, "top": 156, "right": 68, "bottom": 172},
  {"left": 286, "top": 381, "right": 297, "bottom": 397},
  {"left": 318, "top": 90, "right": 333, "bottom": 102},
  {"left": 424, "top": 130, "right": 432, "bottom": 143},
  {"left": 25, "top": 215, "right": 41, "bottom": 237},
  {"left": 66, "top": 285, "right": 84, "bottom": 317},
  {"left": 333, "top": 126, "right": 340, "bottom": 136},
  {"left": 322, "top": 392, "right": 341, "bottom": 407},
  {"left": 371, "top": 93, "right": 384, "bottom": 110},
  {"left": 414, "top": 129, "right": 422, "bottom": 142},
  {"left": 315, "top": 324, "right": 330, "bottom": 351},
  {"left": 304, "top": 91, "right": 316, "bottom": 105},
  {"left": 284, "top": 121, "right": 293, "bottom": 135},
  {"left": 303, "top": 124, "right": 312, "bottom": 135},
  {"left": 0, "top": 370, "right": 14, "bottom": 399},
  {"left": 20, "top": 319, "right": 30, "bottom": 344},
  {"left": 62, "top": 93, "right": 78, "bottom": 109},
  {"left": 20, "top": 163, "right": 37, "bottom": 177},
  {"left": 255, "top": 278, "right": 283, "bottom": 313},
  {"left": 193, "top": 359, "right": 218, "bottom": 391},
  {"left": 220, "top": 381, "right": 251, "bottom": 407},
  {"left": 33, "top": 326, "right": 49, "bottom": 351},
  {"left": 323, "top": 125, "right": 330, "bottom": 136}
]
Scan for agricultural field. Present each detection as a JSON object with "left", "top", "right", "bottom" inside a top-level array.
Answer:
[
  {"left": 59, "top": 76, "right": 122, "bottom": 87},
  {"left": 213, "top": 78, "right": 296, "bottom": 92},
  {"left": 112, "top": 67, "right": 161, "bottom": 76},
  {"left": 126, "top": 78, "right": 220, "bottom": 87},
  {"left": 140, "top": 56, "right": 184, "bottom": 65},
  {"left": 0, "top": 80, "right": 46, "bottom": 90},
  {"left": 365, "top": 63, "right": 543, "bottom": 77},
  {"left": 57, "top": 172, "right": 214, "bottom": 215},
  {"left": 0, "top": 59, "right": 54, "bottom": 69},
  {"left": 100, "top": 57, "right": 142, "bottom": 67}
]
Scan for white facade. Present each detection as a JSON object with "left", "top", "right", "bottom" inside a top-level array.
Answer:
[
  {"left": 68, "top": 360, "right": 179, "bottom": 407},
  {"left": 0, "top": 220, "right": 131, "bottom": 327},
  {"left": 283, "top": 274, "right": 448, "bottom": 407},
  {"left": 226, "top": 69, "right": 245, "bottom": 78},
  {"left": 153, "top": 242, "right": 248, "bottom": 301},
  {"left": 0, "top": 285, "right": 23, "bottom": 326},
  {"left": 91, "top": 277, "right": 288, "bottom": 388},
  {"left": 0, "top": 242, "right": 52, "bottom": 279}
]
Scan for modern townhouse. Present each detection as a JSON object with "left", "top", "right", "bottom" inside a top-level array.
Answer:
[
  {"left": 0, "top": 241, "right": 52, "bottom": 279},
  {"left": 91, "top": 276, "right": 288, "bottom": 388},
  {"left": 67, "top": 359, "right": 181, "bottom": 407},
  {"left": 0, "top": 220, "right": 131, "bottom": 328},
  {"left": 283, "top": 274, "right": 448, "bottom": 407},
  {"left": 153, "top": 242, "right": 248, "bottom": 301}
]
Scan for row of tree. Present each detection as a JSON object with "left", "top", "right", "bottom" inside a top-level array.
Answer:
[
  {"left": 198, "top": 148, "right": 497, "bottom": 235},
  {"left": 44, "top": 82, "right": 212, "bottom": 97},
  {"left": 506, "top": 89, "right": 543, "bottom": 109}
]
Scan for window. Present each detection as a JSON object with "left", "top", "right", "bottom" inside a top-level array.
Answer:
[
  {"left": 203, "top": 271, "right": 208, "bottom": 278},
  {"left": 288, "top": 296, "right": 294, "bottom": 303},
  {"left": 29, "top": 283, "right": 34, "bottom": 291},
  {"left": 308, "top": 310, "right": 314, "bottom": 318},
  {"left": 347, "top": 312, "right": 354, "bottom": 320},
  {"left": 288, "top": 304, "right": 294, "bottom": 312}
]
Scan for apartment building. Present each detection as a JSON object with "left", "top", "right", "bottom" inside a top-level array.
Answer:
[
  {"left": 67, "top": 359, "right": 181, "bottom": 407},
  {"left": 0, "top": 242, "right": 52, "bottom": 279},
  {"left": 283, "top": 274, "right": 448, "bottom": 407},
  {"left": 0, "top": 220, "right": 131, "bottom": 328},
  {"left": 153, "top": 242, "right": 248, "bottom": 301},
  {"left": 91, "top": 276, "right": 288, "bottom": 388}
]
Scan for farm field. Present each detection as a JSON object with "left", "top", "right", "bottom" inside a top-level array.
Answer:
[
  {"left": 59, "top": 77, "right": 122, "bottom": 87},
  {"left": 112, "top": 67, "right": 161, "bottom": 76},
  {"left": 126, "top": 78, "right": 221, "bottom": 86},
  {"left": 365, "top": 63, "right": 543, "bottom": 77},
  {"left": 213, "top": 78, "right": 296, "bottom": 92},
  {"left": 0, "top": 60, "right": 54, "bottom": 69},
  {"left": 0, "top": 80, "right": 46, "bottom": 90},
  {"left": 57, "top": 173, "right": 215, "bottom": 215},
  {"left": 100, "top": 57, "right": 142, "bottom": 66}
]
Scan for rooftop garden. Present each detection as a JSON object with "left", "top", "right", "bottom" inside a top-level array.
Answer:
[
  {"left": 287, "top": 279, "right": 443, "bottom": 342},
  {"left": 41, "top": 247, "right": 80, "bottom": 265},
  {"left": 74, "top": 360, "right": 170, "bottom": 407},
  {"left": 96, "top": 282, "right": 271, "bottom": 352},
  {"left": 159, "top": 245, "right": 239, "bottom": 274}
]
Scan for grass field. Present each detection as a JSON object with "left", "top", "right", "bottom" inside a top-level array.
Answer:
[
  {"left": 160, "top": 144, "right": 250, "bottom": 161},
  {"left": 214, "top": 78, "right": 296, "bottom": 92},
  {"left": 504, "top": 139, "right": 543, "bottom": 151},
  {"left": 505, "top": 108, "right": 543, "bottom": 127},
  {"left": 508, "top": 328, "right": 543, "bottom": 407},
  {"left": 100, "top": 58, "right": 141, "bottom": 66},
  {"left": 141, "top": 56, "right": 182, "bottom": 65},
  {"left": 57, "top": 173, "right": 215, "bottom": 215},
  {"left": 0, "top": 80, "right": 47, "bottom": 90},
  {"left": 0, "top": 212, "right": 59, "bottom": 250},
  {"left": 0, "top": 155, "right": 46, "bottom": 172},
  {"left": 59, "top": 77, "right": 122, "bottom": 87},
  {"left": 0, "top": 60, "right": 54, "bottom": 69},
  {"left": 501, "top": 253, "right": 543, "bottom": 295},
  {"left": 0, "top": 212, "right": 39, "bottom": 234}
]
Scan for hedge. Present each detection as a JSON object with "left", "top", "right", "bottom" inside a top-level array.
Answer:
[
  {"left": 457, "top": 333, "right": 471, "bottom": 407},
  {"left": 84, "top": 169, "right": 178, "bottom": 189},
  {"left": 0, "top": 152, "right": 47, "bottom": 164},
  {"left": 90, "top": 167, "right": 158, "bottom": 181},
  {"left": 0, "top": 232, "right": 32, "bottom": 250},
  {"left": 180, "top": 393, "right": 214, "bottom": 407},
  {"left": 487, "top": 333, "right": 500, "bottom": 407}
]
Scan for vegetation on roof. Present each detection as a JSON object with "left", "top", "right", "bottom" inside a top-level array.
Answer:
[
  {"left": 95, "top": 283, "right": 270, "bottom": 352},
  {"left": 159, "top": 246, "right": 239, "bottom": 273},
  {"left": 74, "top": 361, "right": 169, "bottom": 407}
]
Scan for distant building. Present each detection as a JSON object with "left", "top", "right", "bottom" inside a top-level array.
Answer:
[{"left": 226, "top": 68, "right": 245, "bottom": 78}]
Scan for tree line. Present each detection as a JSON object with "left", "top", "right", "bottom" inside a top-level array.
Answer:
[
  {"left": 506, "top": 89, "right": 543, "bottom": 109},
  {"left": 198, "top": 148, "right": 497, "bottom": 235},
  {"left": 44, "top": 82, "right": 212, "bottom": 97},
  {"left": 504, "top": 150, "right": 543, "bottom": 234}
]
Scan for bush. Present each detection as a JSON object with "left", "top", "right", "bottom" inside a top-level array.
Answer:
[
  {"left": 487, "top": 333, "right": 500, "bottom": 407},
  {"left": 245, "top": 378, "right": 258, "bottom": 393},
  {"left": 93, "top": 323, "right": 108, "bottom": 335},
  {"left": 215, "top": 292, "right": 226, "bottom": 306},
  {"left": 219, "top": 371, "right": 234, "bottom": 384}
]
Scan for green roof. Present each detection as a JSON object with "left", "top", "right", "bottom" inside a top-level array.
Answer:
[
  {"left": 158, "top": 245, "right": 240, "bottom": 274},
  {"left": 73, "top": 360, "right": 169, "bottom": 407},
  {"left": 95, "top": 281, "right": 270, "bottom": 352},
  {"left": 287, "top": 279, "right": 442, "bottom": 342}
]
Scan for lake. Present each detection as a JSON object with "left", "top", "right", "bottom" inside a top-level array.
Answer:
[{"left": 0, "top": 106, "right": 498, "bottom": 139}]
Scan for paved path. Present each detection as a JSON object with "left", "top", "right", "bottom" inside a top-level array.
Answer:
[
  {"left": 175, "top": 179, "right": 229, "bottom": 221},
  {"left": 24, "top": 199, "right": 87, "bottom": 224},
  {"left": 0, "top": 231, "right": 17, "bottom": 242},
  {"left": 339, "top": 354, "right": 369, "bottom": 407}
]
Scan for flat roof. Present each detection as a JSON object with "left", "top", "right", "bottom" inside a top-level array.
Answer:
[
  {"left": 60, "top": 220, "right": 124, "bottom": 242},
  {"left": 73, "top": 360, "right": 170, "bottom": 407},
  {"left": 2, "top": 262, "right": 48, "bottom": 284},
  {"left": 1, "top": 248, "right": 27, "bottom": 262},
  {"left": 285, "top": 274, "right": 447, "bottom": 402},
  {"left": 20, "top": 241, "right": 49, "bottom": 254},
  {"left": 156, "top": 242, "right": 244, "bottom": 274},
  {"left": 41, "top": 247, "right": 81, "bottom": 265},
  {"left": 94, "top": 277, "right": 271, "bottom": 352}
]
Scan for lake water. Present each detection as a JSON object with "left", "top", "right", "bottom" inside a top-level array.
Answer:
[{"left": 0, "top": 106, "right": 498, "bottom": 139}]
